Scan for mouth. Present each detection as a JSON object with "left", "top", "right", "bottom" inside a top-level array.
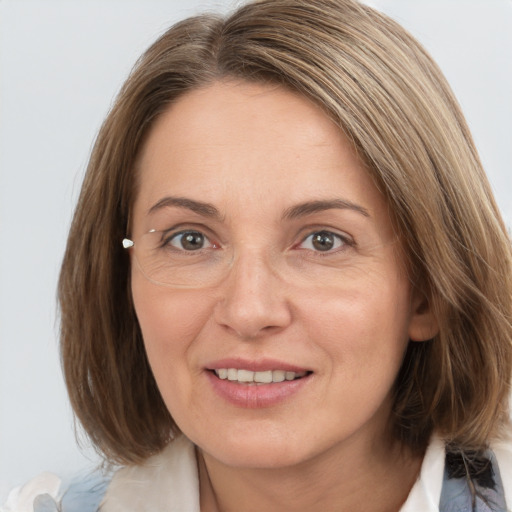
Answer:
[
  {"left": 211, "top": 368, "right": 311, "bottom": 385},
  {"left": 205, "top": 359, "right": 313, "bottom": 407}
]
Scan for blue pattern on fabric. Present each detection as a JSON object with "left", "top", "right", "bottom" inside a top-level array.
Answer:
[
  {"left": 33, "top": 471, "right": 111, "bottom": 512},
  {"left": 33, "top": 494, "right": 60, "bottom": 512},
  {"left": 439, "top": 450, "right": 507, "bottom": 512}
]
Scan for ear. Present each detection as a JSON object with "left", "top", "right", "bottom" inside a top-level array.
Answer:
[{"left": 408, "top": 291, "right": 439, "bottom": 342}]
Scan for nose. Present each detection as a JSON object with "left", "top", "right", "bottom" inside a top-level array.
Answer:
[{"left": 213, "top": 251, "right": 292, "bottom": 339}]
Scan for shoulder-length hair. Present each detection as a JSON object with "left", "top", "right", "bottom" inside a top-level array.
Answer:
[{"left": 59, "top": 0, "right": 512, "bottom": 465}]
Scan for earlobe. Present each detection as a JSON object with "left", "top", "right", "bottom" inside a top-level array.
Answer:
[{"left": 408, "top": 294, "right": 439, "bottom": 342}]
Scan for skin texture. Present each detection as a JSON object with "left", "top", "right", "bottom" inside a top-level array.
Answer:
[{"left": 130, "top": 80, "right": 437, "bottom": 511}]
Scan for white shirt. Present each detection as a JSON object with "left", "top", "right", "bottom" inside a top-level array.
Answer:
[
  {"left": 4, "top": 434, "right": 512, "bottom": 511},
  {"left": 103, "top": 434, "right": 512, "bottom": 511}
]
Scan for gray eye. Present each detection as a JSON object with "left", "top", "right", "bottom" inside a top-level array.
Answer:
[
  {"left": 301, "top": 231, "right": 345, "bottom": 252},
  {"left": 312, "top": 232, "right": 335, "bottom": 251},
  {"left": 170, "top": 231, "right": 208, "bottom": 251}
]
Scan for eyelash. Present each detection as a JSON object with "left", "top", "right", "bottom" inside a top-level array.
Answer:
[{"left": 296, "top": 230, "right": 353, "bottom": 254}]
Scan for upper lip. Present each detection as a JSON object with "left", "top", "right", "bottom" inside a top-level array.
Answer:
[{"left": 205, "top": 357, "right": 311, "bottom": 373}]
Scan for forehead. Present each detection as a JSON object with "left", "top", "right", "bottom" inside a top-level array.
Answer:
[
  {"left": 142, "top": 80, "right": 336, "bottom": 148},
  {"left": 132, "top": 80, "right": 386, "bottom": 223}
]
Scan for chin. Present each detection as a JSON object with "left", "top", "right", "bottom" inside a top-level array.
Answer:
[
  {"left": 193, "top": 427, "right": 321, "bottom": 470},
  {"left": 209, "top": 446, "right": 306, "bottom": 470}
]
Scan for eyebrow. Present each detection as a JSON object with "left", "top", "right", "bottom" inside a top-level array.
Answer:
[
  {"left": 147, "top": 196, "right": 369, "bottom": 221},
  {"left": 148, "top": 196, "right": 221, "bottom": 219},
  {"left": 282, "top": 199, "right": 370, "bottom": 220}
]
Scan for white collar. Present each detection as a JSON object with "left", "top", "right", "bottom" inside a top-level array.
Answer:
[
  {"left": 400, "top": 435, "right": 445, "bottom": 511},
  {"left": 101, "top": 435, "right": 200, "bottom": 512},
  {"left": 102, "top": 435, "right": 448, "bottom": 512}
]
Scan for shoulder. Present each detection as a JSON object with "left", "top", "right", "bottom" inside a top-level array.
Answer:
[
  {"left": 1, "top": 469, "right": 112, "bottom": 512},
  {"left": 440, "top": 430, "right": 512, "bottom": 511},
  {"left": 101, "top": 435, "right": 200, "bottom": 512},
  {"left": 492, "top": 432, "right": 512, "bottom": 506},
  {"left": 401, "top": 431, "right": 512, "bottom": 512},
  {"left": 2, "top": 436, "right": 198, "bottom": 512}
]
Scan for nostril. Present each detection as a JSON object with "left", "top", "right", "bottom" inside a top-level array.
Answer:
[{"left": 213, "top": 300, "right": 292, "bottom": 339}]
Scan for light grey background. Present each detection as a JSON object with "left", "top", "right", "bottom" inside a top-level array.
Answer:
[{"left": 1, "top": 0, "right": 511, "bottom": 501}]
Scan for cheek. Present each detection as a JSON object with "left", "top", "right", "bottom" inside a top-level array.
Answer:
[
  {"left": 131, "top": 275, "right": 219, "bottom": 427},
  {"left": 299, "top": 269, "right": 412, "bottom": 374},
  {"left": 131, "top": 274, "right": 211, "bottom": 369}
]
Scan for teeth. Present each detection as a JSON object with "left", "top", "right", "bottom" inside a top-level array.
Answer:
[
  {"left": 238, "top": 369, "right": 254, "bottom": 382},
  {"left": 214, "top": 368, "right": 307, "bottom": 384},
  {"left": 273, "top": 370, "right": 285, "bottom": 382}
]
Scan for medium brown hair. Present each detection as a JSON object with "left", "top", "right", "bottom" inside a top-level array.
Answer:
[{"left": 59, "top": 0, "right": 512, "bottom": 465}]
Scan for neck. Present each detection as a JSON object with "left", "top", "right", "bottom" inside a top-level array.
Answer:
[{"left": 198, "top": 434, "right": 423, "bottom": 512}]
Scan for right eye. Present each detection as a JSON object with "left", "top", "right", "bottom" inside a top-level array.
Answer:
[{"left": 166, "top": 230, "right": 213, "bottom": 251}]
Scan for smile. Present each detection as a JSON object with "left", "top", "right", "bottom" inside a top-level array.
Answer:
[{"left": 214, "top": 368, "right": 308, "bottom": 384}]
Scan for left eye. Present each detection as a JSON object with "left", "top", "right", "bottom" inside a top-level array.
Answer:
[
  {"left": 167, "top": 230, "right": 213, "bottom": 251},
  {"left": 299, "top": 231, "right": 347, "bottom": 252}
]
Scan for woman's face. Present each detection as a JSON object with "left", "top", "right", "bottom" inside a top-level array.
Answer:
[{"left": 130, "top": 80, "right": 431, "bottom": 469}]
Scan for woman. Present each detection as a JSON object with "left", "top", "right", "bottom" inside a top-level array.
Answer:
[{"left": 3, "top": 0, "right": 511, "bottom": 510}]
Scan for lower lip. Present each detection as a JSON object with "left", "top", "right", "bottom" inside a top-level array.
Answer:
[{"left": 205, "top": 371, "right": 311, "bottom": 408}]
